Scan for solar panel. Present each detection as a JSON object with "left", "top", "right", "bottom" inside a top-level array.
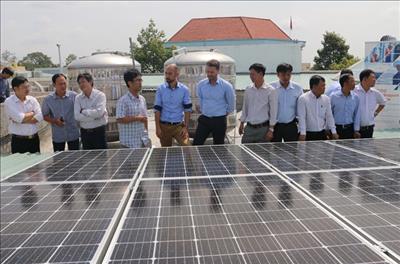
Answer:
[
  {"left": 333, "top": 138, "right": 400, "bottom": 163},
  {"left": 142, "top": 145, "right": 271, "bottom": 179},
  {"left": 104, "top": 175, "right": 392, "bottom": 264},
  {"left": 1, "top": 139, "right": 400, "bottom": 264},
  {"left": 245, "top": 141, "right": 396, "bottom": 173},
  {"left": 2, "top": 148, "right": 148, "bottom": 184},
  {"left": 0, "top": 181, "right": 131, "bottom": 264},
  {"left": 286, "top": 169, "right": 400, "bottom": 258}
]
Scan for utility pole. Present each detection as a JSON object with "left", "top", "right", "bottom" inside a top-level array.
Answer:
[
  {"left": 129, "top": 37, "right": 136, "bottom": 69},
  {"left": 56, "top": 43, "right": 62, "bottom": 73}
]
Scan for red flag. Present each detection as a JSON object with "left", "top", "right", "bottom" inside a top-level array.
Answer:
[{"left": 290, "top": 16, "right": 293, "bottom": 30}]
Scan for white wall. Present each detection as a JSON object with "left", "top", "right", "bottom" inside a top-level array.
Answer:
[{"left": 179, "top": 42, "right": 303, "bottom": 73}]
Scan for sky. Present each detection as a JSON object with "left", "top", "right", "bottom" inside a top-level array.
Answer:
[{"left": 1, "top": 1, "right": 399, "bottom": 65}]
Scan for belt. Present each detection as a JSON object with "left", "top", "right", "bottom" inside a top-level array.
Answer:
[
  {"left": 160, "top": 121, "right": 182, "bottom": 125},
  {"left": 202, "top": 115, "right": 226, "bottom": 119},
  {"left": 335, "top": 123, "right": 353, "bottom": 129},
  {"left": 12, "top": 133, "right": 38, "bottom": 139},
  {"left": 277, "top": 119, "right": 297, "bottom": 126},
  {"left": 247, "top": 120, "right": 269, "bottom": 129},
  {"left": 360, "top": 125, "right": 374, "bottom": 131},
  {"left": 81, "top": 125, "right": 105, "bottom": 133}
]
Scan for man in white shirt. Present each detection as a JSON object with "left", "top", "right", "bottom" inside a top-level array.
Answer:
[
  {"left": 354, "top": 69, "right": 386, "bottom": 138},
  {"left": 297, "top": 75, "right": 338, "bottom": 141},
  {"left": 74, "top": 72, "right": 108, "bottom": 149},
  {"left": 239, "top": 63, "right": 278, "bottom": 143},
  {"left": 4, "top": 76, "right": 43, "bottom": 153}
]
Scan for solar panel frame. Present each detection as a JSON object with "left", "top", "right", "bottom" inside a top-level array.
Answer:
[
  {"left": 141, "top": 145, "right": 272, "bottom": 180},
  {"left": 1, "top": 148, "right": 150, "bottom": 185}
]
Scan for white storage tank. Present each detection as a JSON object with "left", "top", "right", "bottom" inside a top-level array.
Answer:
[
  {"left": 67, "top": 51, "right": 141, "bottom": 141},
  {"left": 164, "top": 49, "right": 237, "bottom": 139}
]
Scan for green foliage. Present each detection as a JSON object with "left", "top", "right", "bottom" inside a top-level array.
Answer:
[
  {"left": 65, "top": 54, "right": 77, "bottom": 66},
  {"left": 313, "top": 32, "right": 357, "bottom": 70},
  {"left": 132, "top": 19, "right": 174, "bottom": 73},
  {"left": 330, "top": 56, "right": 360, "bottom": 70},
  {"left": 18, "top": 52, "right": 55, "bottom": 71}
]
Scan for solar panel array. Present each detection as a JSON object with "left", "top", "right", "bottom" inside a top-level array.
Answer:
[{"left": 1, "top": 138, "right": 399, "bottom": 264}]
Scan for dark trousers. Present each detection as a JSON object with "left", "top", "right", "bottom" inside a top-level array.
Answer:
[
  {"left": 336, "top": 124, "right": 354, "bottom": 139},
  {"left": 360, "top": 125, "right": 374, "bottom": 138},
  {"left": 273, "top": 120, "right": 299, "bottom": 142},
  {"left": 193, "top": 115, "right": 227, "bottom": 145},
  {"left": 53, "top": 139, "right": 80, "bottom": 152},
  {"left": 306, "top": 130, "right": 327, "bottom": 141},
  {"left": 11, "top": 134, "right": 40, "bottom": 154},
  {"left": 80, "top": 125, "right": 107, "bottom": 150}
]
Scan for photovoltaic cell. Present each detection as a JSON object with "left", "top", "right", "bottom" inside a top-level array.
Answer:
[
  {"left": 2, "top": 148, "right": 148, "bottom": 184},
  {"left": 0, "top": 181, "right": 130, "bottom": 264},
  {"left": 245, "top": 141, "right": 395, "bottom": 172},
  {"left": 105, "top": 175, "right": 390, "bottom": 264},
  {"left": 334, "top": 138, "right": 400, "bottom": 163},
  {"left": 287, "top": 168, "right": 400, "bottom": 257},
  {"left": 142, "top": 145, "right": 271, "bottom": 179}
]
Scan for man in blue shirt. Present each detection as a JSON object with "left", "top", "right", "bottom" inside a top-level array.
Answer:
[
  {"left": 154, "top": 64, "right": 192, "bottom": 147},
  {"left": 325, "top": 69, "right": 353, "bottom": 97},
  {"left": 0, "top": 67, "right": 14, "bottom": 103},
  {"left": 193, "top": 59, "right": 235, "bottom": 145},
  {"left": 329, "top": 74, "right": 361, "bottom": 139},
  {"left": 270, "top": 63, "right": 303, "bottom": 142},
  {"left": 42, "top": 73, "right": 80, "bottom": 151}
]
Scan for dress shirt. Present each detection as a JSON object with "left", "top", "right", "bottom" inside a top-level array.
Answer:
[
  {"left": 240, "top": 82, "right": 278, "bottom": 125},
  {"left": 74, "top": 88, "right": 108, "bottom": 129},
  {"left": 196, "top": 77, "right": 235, "bottom": 117},
  {"left": 330, "top": 90, "right": 361, "bottom": 131},
  {"left": 270, "top": 81, "right": 303, "bottom": 123},
  {"left": 297, "top": 91, "right": 336, "bottom": 135},
  {"left": 325, "top": 81, "right": 341, "bottom": 97},
  {"left": 4, "top": 95, "right": 43, "bottom": 136},
  {"left": 42, "top": 91, "right": 80, "bottom": 143},
  {"left": 116, "top": 92, "right": 148, "bottom": 148},
  {"left": 154, "top": 82, "right": 192, "bottom": 123},
  {"left": 354, "top": 85, "right": 386, "bottom": 126}
]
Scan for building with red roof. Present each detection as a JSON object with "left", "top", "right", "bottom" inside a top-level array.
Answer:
[{"left": 166, "top": 16, "right": 305, "bottom": 73}]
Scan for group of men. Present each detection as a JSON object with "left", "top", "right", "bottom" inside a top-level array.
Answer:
[
  {"left": 3, "top": 59, "right": 386, "bottom": 154},
  {"left": 239, "top": 64, "right": 385, "bottom": 142}
]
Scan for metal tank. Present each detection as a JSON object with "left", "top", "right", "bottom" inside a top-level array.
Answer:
[
  {"left": 164, "top": 48, "right": 237, "bottom": 139},
  {"left": 67, "top": 51, "right": 141, "bottom": 141}
]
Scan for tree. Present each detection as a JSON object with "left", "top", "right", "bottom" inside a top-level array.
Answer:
[
  {"left": 18, "top": 52, "right": 55, "bottom": 71},
  {"left": 132, "top": 19, "right": 175, "bottom": 73},
  {"left": 1, "top": 50, "right": 17, "bottom": 66},
  {"left": 65, "top": 54, "right": 77, "bottom": 66},
  {"left": 313, "top": 32, "right": 358, "bottom": 70}
]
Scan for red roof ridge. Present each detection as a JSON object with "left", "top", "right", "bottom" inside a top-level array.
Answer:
[{"left": 240, "top": 17, "right": 253, "bottom": 39}]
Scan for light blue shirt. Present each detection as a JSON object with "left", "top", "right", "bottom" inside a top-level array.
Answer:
[
  {"left": 325, "top": 81, "right": 341, "bottom": 97},
  {"left": 270, "top": 81, "right": 303, "bottom": 123},
  {"left": 116, "top": 92, "right": 148, "bottom": 148},
  {"left": 197, "top": 77, "right": 235, "bottom": 117},
  {"left": 329, "top": 90, "right": 361, "bottom": 131},
  {"left": 154, "top": 82, "right": 192, "bottom": 123},
  {"left": 42, "top": 91, "right": 80, "bottom": 143}
]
